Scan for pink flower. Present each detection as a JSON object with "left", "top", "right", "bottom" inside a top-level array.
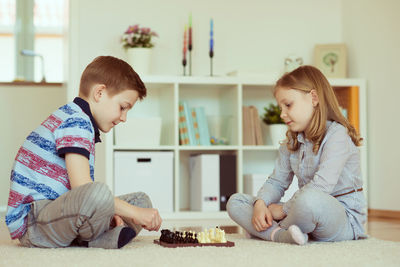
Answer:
[
  {"left": 125, "top": 24, "right": 139, "bottom": 34},
  {"left": 140, "top": 27, "right": 150, "bottom": 35},
  {"left": 122, "top": 24, "right": 158, "bottom": 49}
]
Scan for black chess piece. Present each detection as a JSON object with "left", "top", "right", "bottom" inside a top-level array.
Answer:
[{"left": 160, "top": 229, "right": 174, "bottom": 243}]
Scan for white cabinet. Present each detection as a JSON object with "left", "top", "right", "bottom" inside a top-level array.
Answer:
[
  {"left": 105, "top": 76, "right": 368, "bottom": 220},
  {"left": 114, "top": 151, "right": 174, "bottom": 212}
]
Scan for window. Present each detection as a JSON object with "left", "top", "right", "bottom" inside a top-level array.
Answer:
[
  {"left": 0, "top": 0, "right": 65, "bottom": 82},
  {"left": 0, "top": 0, "right": 16, "bottom": 81}
]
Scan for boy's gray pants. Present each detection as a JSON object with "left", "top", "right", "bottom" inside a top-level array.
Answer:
[{"left": 19, "top": 182, "right": 152, "bottom": 248}]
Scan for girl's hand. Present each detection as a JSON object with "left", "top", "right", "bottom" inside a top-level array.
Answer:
[
  {"left": 268, "top": 203, "right": 286, "bottom": 220},
  {"left": 252, "top": 200, "right": 273, "bottom": 232},
  {"left": 110, "top": 214, "right": 125, "bottom": 228}
]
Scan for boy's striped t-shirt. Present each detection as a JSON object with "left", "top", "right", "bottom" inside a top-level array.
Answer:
[{"left": 5, "top": 97, "right": 101, "bottom": 239}]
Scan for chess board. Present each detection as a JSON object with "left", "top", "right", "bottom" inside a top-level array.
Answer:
[{"left": 154, "top": 239, "right": 235, "bottom": 248}]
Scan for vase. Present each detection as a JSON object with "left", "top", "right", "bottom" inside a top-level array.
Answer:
[
  {"left": 126, "top": 47, "right": 152, "bottom": 76},
  {"left": 261, "top": 123, "right": 287, "bottom": 146}
]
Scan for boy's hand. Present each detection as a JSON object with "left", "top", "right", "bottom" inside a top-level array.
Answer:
[
  {"left": 268, "top": 203, "right": 286, "bottom": 221},
  {"left": 110, "top": 215, "right": 125, "bottom": 228},
  {"left": 252, "top": 199, "right": 273, "bottom": 232},
  {"left": 132, "top": 207, "right": 162, "bottom": 231}
]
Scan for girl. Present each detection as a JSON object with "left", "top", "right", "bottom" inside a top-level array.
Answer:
[{"left": 227, "top": 65, "right": 366, "bottom": 245}]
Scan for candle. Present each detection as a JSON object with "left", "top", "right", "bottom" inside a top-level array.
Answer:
[
  {"left": 210, "top": 19, "right": 214, "bottom": 52},
  {"left": 183, "top": 25, "right": 187, "bottom": 60},
  {"left": 188, "top": 13, "right": 192, "bottom": 50}
]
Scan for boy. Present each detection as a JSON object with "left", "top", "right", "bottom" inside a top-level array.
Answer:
[{"left": 5, "top": 56, "right": 162, "bottom": 249}]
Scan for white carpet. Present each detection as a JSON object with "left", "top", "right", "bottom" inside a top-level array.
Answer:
[{"left": 1, "top": 233, "right": 400, "bottom": 267}]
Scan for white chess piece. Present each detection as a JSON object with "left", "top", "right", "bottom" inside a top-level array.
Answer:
[
  {"left": 197, "top": 232, "right": 204, "bottom": 243},
  {"left": 208, "top": 228, "right": 215, "bottom": 242},
  {"left": 220, "top": 229, "right": 227, "bottom": 243},
  {"left": 204, "top": 230, "right": 211, "bottom": 243},
  {"left": 215, "top": 228, "right": 221, "bottom": 243}
]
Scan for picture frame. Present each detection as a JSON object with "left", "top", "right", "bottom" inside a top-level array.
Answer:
[{"left": 313, "top": 44, "right": 347, "bottom": 78}]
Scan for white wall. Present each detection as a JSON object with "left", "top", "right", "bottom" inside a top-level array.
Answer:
[
  {"left": 0, "top": 85, "right": 66, "bottom": 209},
  {"left": 67, "top": 0, "right": 343, "bottom": 98},
  {"left": 342, "top": 0, "right": 400, "bottom": 211},
  {"left": 67, "top": 0, "right": 343, "bottom": 190}
]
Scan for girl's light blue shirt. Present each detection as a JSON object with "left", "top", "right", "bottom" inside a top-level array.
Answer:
[{"left": 256, "top": 121, "right": 367, "bottom": 239}]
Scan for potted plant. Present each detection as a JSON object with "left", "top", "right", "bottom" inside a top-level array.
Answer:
[
  {"left": 262, "top": 103, "right": 287, "bottom": 145},
  {"left": 121, "top": 24, "right": 158, "bottom": 75}
]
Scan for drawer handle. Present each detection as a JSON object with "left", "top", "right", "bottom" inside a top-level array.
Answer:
[{"left": 137, "top": 158, "right": 151, "bottom": 163}]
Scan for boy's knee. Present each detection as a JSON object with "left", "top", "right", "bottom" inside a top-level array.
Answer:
[
  {"left": 135, "top": 192, "right": 153, "bottom": 209},
  {"left": 82, "top": 182, "right": 114, "bottom": 214}
]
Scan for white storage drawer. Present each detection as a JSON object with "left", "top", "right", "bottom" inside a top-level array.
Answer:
[{"left": 114, "top": 151, "right": 174, "bottom": 212}]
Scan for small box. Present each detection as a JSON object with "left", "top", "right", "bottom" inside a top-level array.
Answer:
[
  {"left": 114, "top": 151, "right": 173, "bottom": 212},
  {"left": 190, "top": 154, "right": 220, "bottom": 212},
  {"left": 244, "top": 174, "right": 299, "bottom": 202},
  {"left": 114, "top": 117, "right": 162, "bottom": 146}
]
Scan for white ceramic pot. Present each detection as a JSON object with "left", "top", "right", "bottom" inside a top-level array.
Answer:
[
  {"left": 126, "top": 48, "right": 152, "bottom": 75},
  {"left": 267, "top": 124, "right": 288, "bottom": 146}
]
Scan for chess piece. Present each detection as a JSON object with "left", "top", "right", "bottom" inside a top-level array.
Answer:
[
  {"left": 208, "top": 228, "right": 215, "bottom": 242},
  {"left": 220, "top": 229, "right": 227, "bottom": 243}
]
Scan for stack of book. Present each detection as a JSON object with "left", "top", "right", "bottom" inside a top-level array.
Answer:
[
  {"left": 242, "top": 106, "right": 264, "bottom": 145},
  {"left": 179, "top": 101, "right": 211, "bottom": 146}
]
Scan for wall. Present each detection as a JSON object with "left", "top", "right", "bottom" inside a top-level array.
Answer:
[
  {"left": 67, "top": 0, "right": 343, "bottom": 98},
  {"left": 342, "top": 0, "right": 400, "bottom": 211},
  {"left": 0, "top": 84, "right": 66, "bottom": 210},
  {"left": 67, "top": 0, "right": 343, "bottom": 191}
]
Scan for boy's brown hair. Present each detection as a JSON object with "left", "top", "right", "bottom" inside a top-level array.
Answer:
[{"left": 79, "top": 56, "right": 147, "bottom": 100}]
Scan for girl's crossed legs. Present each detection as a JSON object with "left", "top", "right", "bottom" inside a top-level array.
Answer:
[{"left": 227, "top": 187, "right": 354, "bottom": 244}]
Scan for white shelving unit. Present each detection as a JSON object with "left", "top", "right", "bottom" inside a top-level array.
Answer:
[{"left": 105, "top": 76, "right": 368, "bottom": 220}]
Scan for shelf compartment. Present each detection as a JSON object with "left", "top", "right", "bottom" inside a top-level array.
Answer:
[
  {"left": 178, "top": 150, "right": 238, "bottom": 212},
  {"left": 242, "top": 150, "right": 278, "bottom": 178},
  {"left": 126, "top": 82, "right": 176, "bottom": 146},
  {"left": 179, "top": 84, "right": 239, "bottom": 146},
  {"left": 333, "top": 86, "right": 360, "bottom": 133},
  {"left": 242, "top": 84, "right": 277, "bottom": 146}
]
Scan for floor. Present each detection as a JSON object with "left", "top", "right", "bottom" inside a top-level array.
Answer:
[
  {"left": 1, "top": 215, "right": 399, "bottom": 242},
  {"left": 366, "top": 217, "right": 400, "bottom": 241}
]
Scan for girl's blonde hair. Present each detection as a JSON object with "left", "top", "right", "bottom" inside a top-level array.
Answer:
[{"left": 274, "top": 65, "right": 362, "bottom": 153}]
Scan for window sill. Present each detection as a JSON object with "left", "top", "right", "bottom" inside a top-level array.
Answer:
[{"left": 0, "top": 81, "right": 63, "bottom": 86}]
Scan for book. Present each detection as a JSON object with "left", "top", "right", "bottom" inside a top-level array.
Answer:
[
  {"left": 242, "top": 106, "right": 250, "bottom": 145},
  {"left": 181, "top": 101, "right": 196, "bottom": 145},
  {"left": 195, "top": 107, "right": 211, "bottom": 146},
  {"left": 243, "top": 106, "right": 256, "bottom": 145},
  {"left": 191, "top": 108, "right": 200, "bottom": 145},
  {"left": 250, "top": 106, "right": 263, "bottom": 145},
  {"left": 178, "top": 102, "right": 190, "bottom": 145}
]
